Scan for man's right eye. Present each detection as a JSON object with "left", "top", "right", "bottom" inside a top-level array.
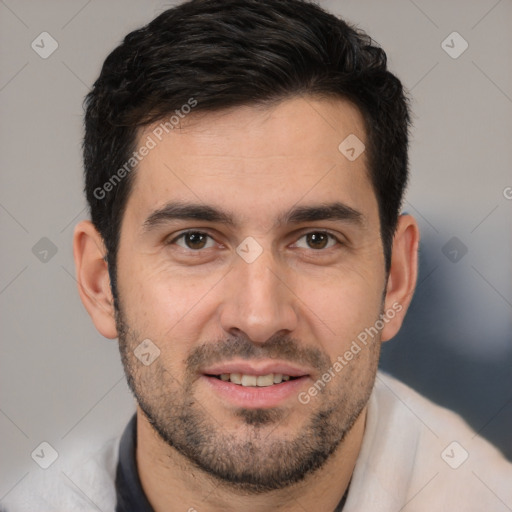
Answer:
[{"left": 168, "top": 231, "right": 216, "bottom": 251}]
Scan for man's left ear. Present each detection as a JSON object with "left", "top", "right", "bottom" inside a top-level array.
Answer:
[{"left": 381, "top": 214, "right": 420, "bottom": 342}]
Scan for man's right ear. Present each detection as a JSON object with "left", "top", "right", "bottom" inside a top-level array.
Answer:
[{"left": 73, "top": 220, "right": 118, "bottom": 339}]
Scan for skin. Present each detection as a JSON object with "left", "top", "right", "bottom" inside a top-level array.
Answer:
[{"left": 74, "top": 96, "right": 419, "bottom": 512}]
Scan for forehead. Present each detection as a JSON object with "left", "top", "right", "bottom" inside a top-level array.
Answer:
[{"left": 124, "top": 96, "right": 377, "bottom": 230}]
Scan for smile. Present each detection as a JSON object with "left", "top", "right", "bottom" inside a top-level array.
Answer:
[{"left": 208, "top": 373, "right": 296, "bottom": 386}]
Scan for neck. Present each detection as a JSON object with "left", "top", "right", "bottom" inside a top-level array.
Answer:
[{"left": 136, "top": 406, "right": 366, "bottom": 512}]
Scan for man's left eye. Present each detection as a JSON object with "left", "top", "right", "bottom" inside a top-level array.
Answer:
[{"left": 293, "top": 232, "right": 339, "bottom": 250}]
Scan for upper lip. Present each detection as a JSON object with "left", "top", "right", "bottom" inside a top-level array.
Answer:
[{"left": 201, "top": 360, "right": 311, "bottom": 378}]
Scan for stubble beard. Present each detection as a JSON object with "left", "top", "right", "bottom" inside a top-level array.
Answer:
[{"left": 115, "top": 305, "right": 381, "bottom": 494}]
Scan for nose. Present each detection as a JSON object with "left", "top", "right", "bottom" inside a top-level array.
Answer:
[{"left": 218, "top": 246, "right": 299, "bottom": 344}]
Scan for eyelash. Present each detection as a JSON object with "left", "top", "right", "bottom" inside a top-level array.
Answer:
[{"left": 167, "top": 230, "right": 342, "bottom": 252}]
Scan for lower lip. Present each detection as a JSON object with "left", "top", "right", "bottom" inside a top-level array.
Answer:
[{"left": 202, "top": 375, "right": 309, "bottom": 408}]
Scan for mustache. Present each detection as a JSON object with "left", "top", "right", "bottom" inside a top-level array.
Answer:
[{"left": 186, "top": 332, "right": 331, "bottom": 374}]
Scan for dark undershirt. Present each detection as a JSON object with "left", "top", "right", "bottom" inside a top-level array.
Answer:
[
  {"left": 115, "top": 415, "right": 154, "bottom": 512},
  {"left": 115, "top": 414, "right": 349, "bottom": 511}
]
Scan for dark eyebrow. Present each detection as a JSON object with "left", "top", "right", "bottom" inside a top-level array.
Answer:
[
  {"left": 141, "top": 200, "right": 364, "bottom": 233},
  {"left": 142, "top": 202, "right": 236, "bottom": 232},
  {"left": 278, "top": 202, "right": 363, "bottom": 227}
]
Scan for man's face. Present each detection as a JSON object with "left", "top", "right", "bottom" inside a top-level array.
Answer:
[{"left": 115, "top": 97, "right": 387, "bottom": 491}]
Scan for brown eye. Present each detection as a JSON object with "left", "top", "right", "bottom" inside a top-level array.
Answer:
[
  {"left": 306, "top": 232, "right": 329, "bottom": 249},
  {"left": 294, "top": 231, "right": 338, "bottom": 250},
  {"left": 173, "top": 231, "right": 215, "bottom": 250}
]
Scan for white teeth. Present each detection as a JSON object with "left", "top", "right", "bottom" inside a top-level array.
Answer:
[
  {"left": 230, "top": 373, "right": 242, "bottom": 384},
  {"left": 256, "top": 374, "right": 274, "bottom": 387},
  {"left": 241, "top": 375, "right": 257, "bottom": 387},
  {"left": 218, "top": 373, "right": 294, "bottom": 386}
]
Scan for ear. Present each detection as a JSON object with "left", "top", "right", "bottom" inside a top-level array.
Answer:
[
  {"left": 73, "top": 220, "right": 118, "bottom": 339},
  {"left": 381, "top": 214, "right": 420, "bottom": 342}
]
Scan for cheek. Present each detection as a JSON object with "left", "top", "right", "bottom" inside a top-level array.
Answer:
[
  {"left": 117, "top": 259, "right": 220, "bottom": 350},
  {"left": 297, "top": 267, "right": 384, "bottom": 356}
]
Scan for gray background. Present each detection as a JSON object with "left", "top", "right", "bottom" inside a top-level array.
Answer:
[{"left": 1, "top": 0, "right": 511, "bottom": 501}]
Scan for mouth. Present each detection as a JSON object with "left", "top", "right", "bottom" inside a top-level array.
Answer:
[
  {"left": 206, "top": 372, "right": 298, "bottom": 386},
  {"left": 200, "top": 361, "right": 311, "bottom": 408}
]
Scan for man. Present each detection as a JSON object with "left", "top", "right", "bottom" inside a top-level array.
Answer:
[{"left": 3, "top": 0, "right": 511, "bottom": 511}]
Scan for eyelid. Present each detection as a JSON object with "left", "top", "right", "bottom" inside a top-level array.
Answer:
[
  {"left": 167, "top": 230, "right": 218, "bottom": 249},
  {"left": 291, "top": 230, "right": 342, "bottom": 250}
]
